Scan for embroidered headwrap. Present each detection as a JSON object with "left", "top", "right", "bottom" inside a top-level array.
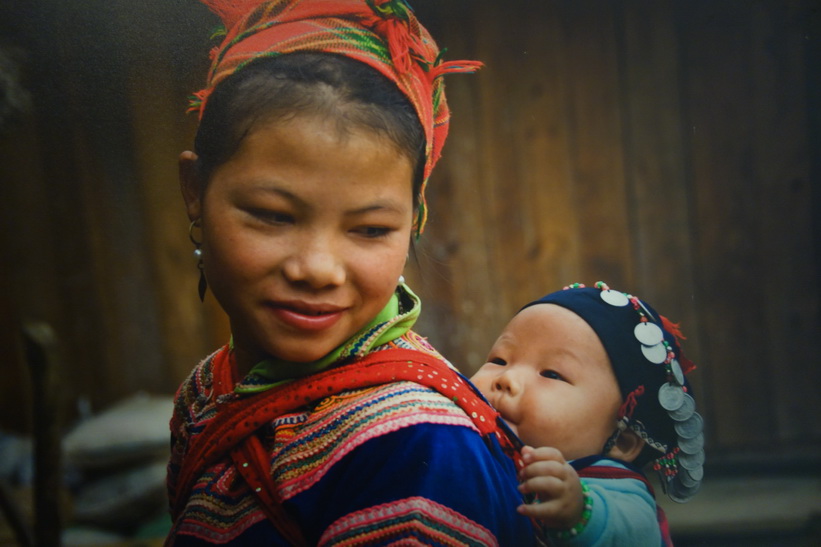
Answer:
[
  {"left": 522, "top": 282, "right": 704, "bottom": 503},
  {"left": 189, "top": 0, "right": 482, "bottom": 235}
]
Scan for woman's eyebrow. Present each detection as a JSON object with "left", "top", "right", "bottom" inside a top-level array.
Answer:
[{"left": 345, "top": 201, "right": 407, "bottom": 216}]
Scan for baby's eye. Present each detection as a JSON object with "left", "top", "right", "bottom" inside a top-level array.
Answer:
[
  {"left": 540, "top": 370, "right": 564, "bottom": 381},
  {"left": 489, "top": 357, "right": 507, "bottom": 366}
]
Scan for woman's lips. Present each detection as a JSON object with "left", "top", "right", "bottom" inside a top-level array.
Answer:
[{"left": 268, "top": 302, "right": 346, "bottom": 332}]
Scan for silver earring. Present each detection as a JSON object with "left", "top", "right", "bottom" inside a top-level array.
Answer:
[
  {"left": 398, "top": 275, "right": 406, "bottom": 285},
  {"left": 189, "top": 220, "right": 207, "bottom": 302}
]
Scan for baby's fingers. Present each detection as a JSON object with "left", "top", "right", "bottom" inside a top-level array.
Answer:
[
  {"left": 517, "top": 497, "right": 558, "bottom": 521},
  {"left": 517, "top": 475, "right": 584, "bottom": 529},
  {"left": 518, "top": 458, "right": 566, "bottom": 484},
  {"left": 521, "top": 445, "right": 565, "bottom": 465},
  {"left": 518, "top": 473, "right": 565, "bottom": 500},
  {"left": 516, "top": 483, "right": 579, "bottom": 528}
]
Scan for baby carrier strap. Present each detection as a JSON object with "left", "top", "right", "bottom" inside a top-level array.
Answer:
[
  {"left": 576, "top": 461, "right": 655, "bottom": 492},
  {"left": 170, "top": 347, "right": 518, "bottom": 544}
]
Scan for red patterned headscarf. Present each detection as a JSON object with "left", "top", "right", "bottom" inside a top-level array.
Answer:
[{"left": 190, "top": 0, "right": 482, "bottom": 234}]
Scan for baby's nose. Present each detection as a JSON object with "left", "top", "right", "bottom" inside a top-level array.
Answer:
[{"left": 494, "top": 369, "right": 521, "bottom": 395}]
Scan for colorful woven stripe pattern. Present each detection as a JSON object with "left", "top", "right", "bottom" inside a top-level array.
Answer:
[
  {"left": 172, "top": 380, "right": 475, "bottom": 542},
  {"left": 319, "top": 496, "right": 497, "bottom": 546},
  {"left": 174, "top": 462, "right": 267, "bottom": 542},
  {"left": 271, "top": 381, "right": 478, "bottom": 501},
  {"left": 167, "top": 332, "right": 527, "bottom": 544}
]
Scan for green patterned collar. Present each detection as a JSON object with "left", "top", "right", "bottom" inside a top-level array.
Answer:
[{"left": 233, "top": 283, "right": 421, "bottom": 394}]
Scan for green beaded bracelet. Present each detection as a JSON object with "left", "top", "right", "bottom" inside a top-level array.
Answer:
[{"left": 553, "top": 481, "right": 593, "bottom": 541}]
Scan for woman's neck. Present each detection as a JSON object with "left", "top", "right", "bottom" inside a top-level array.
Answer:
[
  {"left": 232, "top": 345, "right": 263, "bottom": 380},
  {"left": 228, "top": 283, "right": 421, "bottom": 394}
]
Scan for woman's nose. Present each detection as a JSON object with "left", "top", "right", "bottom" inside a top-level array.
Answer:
[{"left": 282, "top": 236, "right": 346, "bottom": 288}]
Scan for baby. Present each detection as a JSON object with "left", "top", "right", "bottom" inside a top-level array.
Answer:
[{"left": 472, "top": 282, "right": 704, "bottom": 545}]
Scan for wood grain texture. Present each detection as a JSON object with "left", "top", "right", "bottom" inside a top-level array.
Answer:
[{"left": 0, "top": 0, "right": 817, "bottom": 466}]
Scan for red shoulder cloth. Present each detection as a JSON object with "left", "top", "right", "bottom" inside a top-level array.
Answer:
[{"left": 169, "top": 347, "right": 521, "bottom": 545}]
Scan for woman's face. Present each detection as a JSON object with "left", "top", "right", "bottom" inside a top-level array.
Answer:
[
  {"left": 471, "top": 304, "right": 623, "bottom": 460},
  {"left": 181, "top": 114, "right": 414, "bottom": 370}
]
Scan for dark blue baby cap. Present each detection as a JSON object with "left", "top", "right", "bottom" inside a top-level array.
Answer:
[{"left": 522, "top": 282, "right": 704, "bottom": 502}]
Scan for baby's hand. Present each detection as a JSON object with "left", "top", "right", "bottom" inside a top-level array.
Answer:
[{"left": 516, "top": 445, "right": 585, "bottom": 530}]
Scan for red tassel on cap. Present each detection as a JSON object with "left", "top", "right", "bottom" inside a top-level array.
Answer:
[
  {"left": 618, "top": 385, "right": 645, "bottom": 419},
  {"left": 661, "top": 315, "right": 696, "bottom": 374}
]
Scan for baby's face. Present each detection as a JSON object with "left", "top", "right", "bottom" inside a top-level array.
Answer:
[{"left": 471, "top": 304, "right": 623, "bottom": 460}]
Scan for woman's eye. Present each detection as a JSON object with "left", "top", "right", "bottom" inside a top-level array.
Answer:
[
  {"left": 489, "top": 357, "right": 507, "bottom": 366},
  {"left": 540, "top": 370, "right": 564, "bottom": 381},
  {"left": 250, "top": 209, "right": 293, "bottom": 225},
  {"left": 354, "top": 226, "right": 391, "bottom": 238}
]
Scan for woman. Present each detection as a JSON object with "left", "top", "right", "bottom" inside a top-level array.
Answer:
[{"left": 166, "top": 1, "right": 536, "bottom": 545}]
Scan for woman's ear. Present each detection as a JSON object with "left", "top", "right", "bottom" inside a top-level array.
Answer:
[
  {"left": 606, "top": 428, "right": 646, "bottom": 463},
  {"left": 179, "top": 150, "right": 203, "bottom": 221}
]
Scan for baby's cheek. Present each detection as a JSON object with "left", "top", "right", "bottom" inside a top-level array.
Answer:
[
  {"left": 469, "top": 372, "right": 489, "bottom": 395},
  {"left": 471, "top": 376, "right": 484, "bottom": 391}
]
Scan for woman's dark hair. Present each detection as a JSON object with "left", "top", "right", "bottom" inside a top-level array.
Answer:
[{"left": 193, "top": 52, "right": 426, "bottom": 201}]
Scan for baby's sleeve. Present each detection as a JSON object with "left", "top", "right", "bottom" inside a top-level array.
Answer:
[{"left": 551, "top": 473, "right": 661, "bottom": 546}]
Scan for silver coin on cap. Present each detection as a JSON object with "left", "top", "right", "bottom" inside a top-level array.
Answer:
[
  {"left": 634, "top": 322, "right": 663, "bottom": 346},
  {"left": 600, "top": 289, "right": 630, "bottom": 307},
  {"left": 668, "top": 479, "right": 701, "bottom": 502},
  {"left": 679, "top": 450, "right": 705, "bottom": 471},
  {"left": 669, "top": 359, "right": 685, "bottom": 385},
  {"left": 679, "top": 432, "right": 704, "bottom": 454},
  {"left": 642, "top": 342, "right": 668, "bottom": 364},
  {"left": 658, "top": 383, "right": 684, "bottom": 411},
  {"left": 670, "top": 393, "right": 695, "bottom": 421},
  {"left": 678, "top": 469, "right": 700, "bottom": 487},
  {"left": 636, "top": 300, "right": 658, "bottom": 323},
  {"left": 674, "top": 413, "right": 703, "bottom": 439},
  {"left": 682, "top": 466, "right": 703, "bottom": 482}
]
